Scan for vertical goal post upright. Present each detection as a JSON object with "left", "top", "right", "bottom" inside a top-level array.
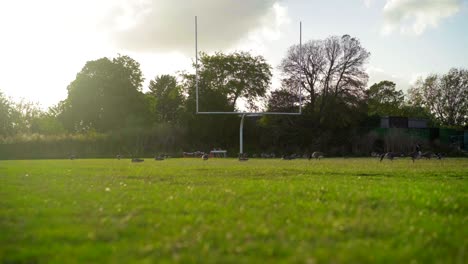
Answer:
[{"left": 194, "top": 16, "right": 303, "bottom": 157}]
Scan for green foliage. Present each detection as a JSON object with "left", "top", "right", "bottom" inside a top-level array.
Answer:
[
  {"left": 10, "top": 100, "right": 66, "bottom": 135},
  {"left": 399, "top": 104, "right": 434, "bottom": 122},
  {"left": 60, "top": 55, "right": 149, "bottom": 132},
  {"left": 0, "top": 91, "right": 18, "bottom": 137},
  {"left": 1, "top": 51, "right": 465, "bottom": 157},
  {"left": 178, "top": 51, "right": 273, "bottom": 151},
  {"left": 263, "top": 35, "right": 371, "bottom": 153},
  {"left": 266, "top": 89, "right": 300, "bottom": 113},
  {"left": 366, "top": 81, "right": 404, "bottom": 116},
  {"left": 194, "top": 51, "right": 272, "bottom": 111},
  {"left": 364, "top": 80, "right": 435, "bottom": 126},
  {"left": 147, "top": 75, "right": 184, "bottom": 123},
  {"left": 0, "top": 158, "right": 466, "bottom": 263},
  {"left": 408, "top": 68, "right": 468, "bottom": 128}
]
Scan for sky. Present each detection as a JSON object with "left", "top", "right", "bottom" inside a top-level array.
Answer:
[{"left": 0, "top": 0, "right": 467, "bottom": 109}]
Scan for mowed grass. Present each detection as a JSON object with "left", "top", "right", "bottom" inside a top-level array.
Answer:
[{"left": 0, "top": 158, "right": 467, "bottom": 263}]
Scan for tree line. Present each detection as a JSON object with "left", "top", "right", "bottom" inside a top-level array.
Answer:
[{"left": 1, "top": 35, "right": 467, "bottom": 158}]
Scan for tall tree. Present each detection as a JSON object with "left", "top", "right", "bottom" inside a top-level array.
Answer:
[
  {"left": 260, "top": 88, "right": 302, "bottom": 151},
  {"left": 266, "top": 35, "right": 370, "bottom": 152},
  {"left": 0, "top": 91, "right": 18, "bottom": 136},
  {"left": 195, "top": 51, "right": 272, "bottom": 111},
  {"left": 408, "top": 68, "right": 468, "bottom": 127},
  {"left": 147, "top": 75, "right": 184, "bottom": 123},
  {"left": 60, "top": 55, "right": 149, "bottom": 132},
  {"left": 280, "top": 35, "right": 370, "bottom": 115},
  {"left": 366, "top": 81, "right": 404, "bottom": 116},
  {"left": 12, "top": 100, "right": 44, "bottom": 133},
  {"left": 178, "top": 51, "right": 272, "bottom": 150}
]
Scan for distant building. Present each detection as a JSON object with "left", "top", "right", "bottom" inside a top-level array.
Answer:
[
  {"left": 408, "top": 118, "right": 428, "bottom": 129},
  {"left": 380, "top": 116, "right": 427, "bottom": 129},
  {"left": 377, "top": 116, "right": 468, "bottom": 152}
]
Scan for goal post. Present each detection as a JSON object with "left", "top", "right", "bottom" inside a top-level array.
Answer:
[{"left": 194, "top": 16, "right": 304, "bottom": 156}]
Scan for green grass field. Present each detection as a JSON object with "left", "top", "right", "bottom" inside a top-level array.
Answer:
[{"left": 1, "top": 158, "right": 467, "bottom": 263}]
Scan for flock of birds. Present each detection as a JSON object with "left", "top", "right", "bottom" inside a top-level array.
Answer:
[
  {"left": 96, "top": 151, "right": 328, "bottom": 162},
  {"left": 130, "top": 151, "right": 326, "bottom": 162},
  {"left": 129, "top": 154, "right": 169, "bottom": 162},
  {"left": 373, "top": 151, "right": 444, "bottom": 162},
  {"left": 67, "top": 150, "right": 444, "bottom": 162},
  {"left": 281, "top": 152, "right": 325, "bottom": 160}
]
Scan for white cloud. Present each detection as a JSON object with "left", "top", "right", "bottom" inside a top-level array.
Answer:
[
  {"left": 105, "top": 0, "right": 289, "bottom": 54},
  {"left": 381, "top": 0, "right": 461, "bottom": 35},
  {"left": 234, "top": 3, "right": 290, "bottom": 55},
  {"left": 0, "top": 0, "right": 289, "bottom": 108}
]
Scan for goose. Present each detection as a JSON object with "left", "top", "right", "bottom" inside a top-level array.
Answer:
[{"left": 311, "top": 151, "right": 324, "bottom": 160}]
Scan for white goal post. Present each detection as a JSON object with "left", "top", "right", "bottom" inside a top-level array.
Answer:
[{"left": 194, "top": 16, "right": 304, "bottom": 156}]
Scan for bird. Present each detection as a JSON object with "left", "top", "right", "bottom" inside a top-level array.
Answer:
[
  {"left": 131, "top": 158, "right": 144, "bottom": 163},
  {"left": 380, "top": 152, "right": 389, "bottom": 162},
  {"left": 311, "top": 151, "right": 324, "bottom": 160},
  {"left": 238, "top": 153, "right": 249, "bottom": 161},
  {"left": 202, "top": 154, "right": 209, "bottom": 160},
  {"left": 154, "top": 155, "right": 164, "bottom": 161},
  {"left": 435, "top": 153, "right": 444, "bottom": 160},
  {"left": 379, "top": 152, "right": 400, "bottom": 162},
  {"left": 421, "top": 152, "right": 435, "bottom": 159},
  {"left": 408, "top": 151, "right": 421, "bottom": 163}
]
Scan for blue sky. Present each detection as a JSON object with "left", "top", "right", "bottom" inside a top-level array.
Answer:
[{"left": 0, "top": 0, "right": 467, "bottom": 108}]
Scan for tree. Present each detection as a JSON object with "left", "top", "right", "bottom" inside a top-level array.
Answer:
[
  {"left": 0, "top": 93, "right": 66, "bottom": 136},
  {"left": 25, "top": 103, "right": 67, "bottom": 135},
  {"left": 195, "top": 51, "right": 272, "bottom": 111},
  {"left": 280, "top": 35, "right": 370, "bottom": 115},
  {"left": 408, "top": 68, "right": 468, "bottom": 127},
  {"left": 60, "top": 55, "right": 149, "bottom": 132},
  {"left": 259, "top": 88, "right": 302, "bottom": 151},
  {"left": 11, "top": 100, "right": 44, "bottom": 133},
  {"left": 266, "top": 88, "right": 300, "bottom": 113},
  {"left": 366, "top": 81, "right": 404, "bottom": 116},
  {"left": 12, "top": 100, "right": 67, "bottom": 135},
  {"left": 178, "top": 51, "right": 272, "bottom": 150},
  {"left": 0, "top": 91, "right": 18, "bottom": 136},
  {"left": 267, "top": 35, "right": 370, "bottom": 153},
  {"left": 147, "top": 75, "right": 184, "bottom": 123}
]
